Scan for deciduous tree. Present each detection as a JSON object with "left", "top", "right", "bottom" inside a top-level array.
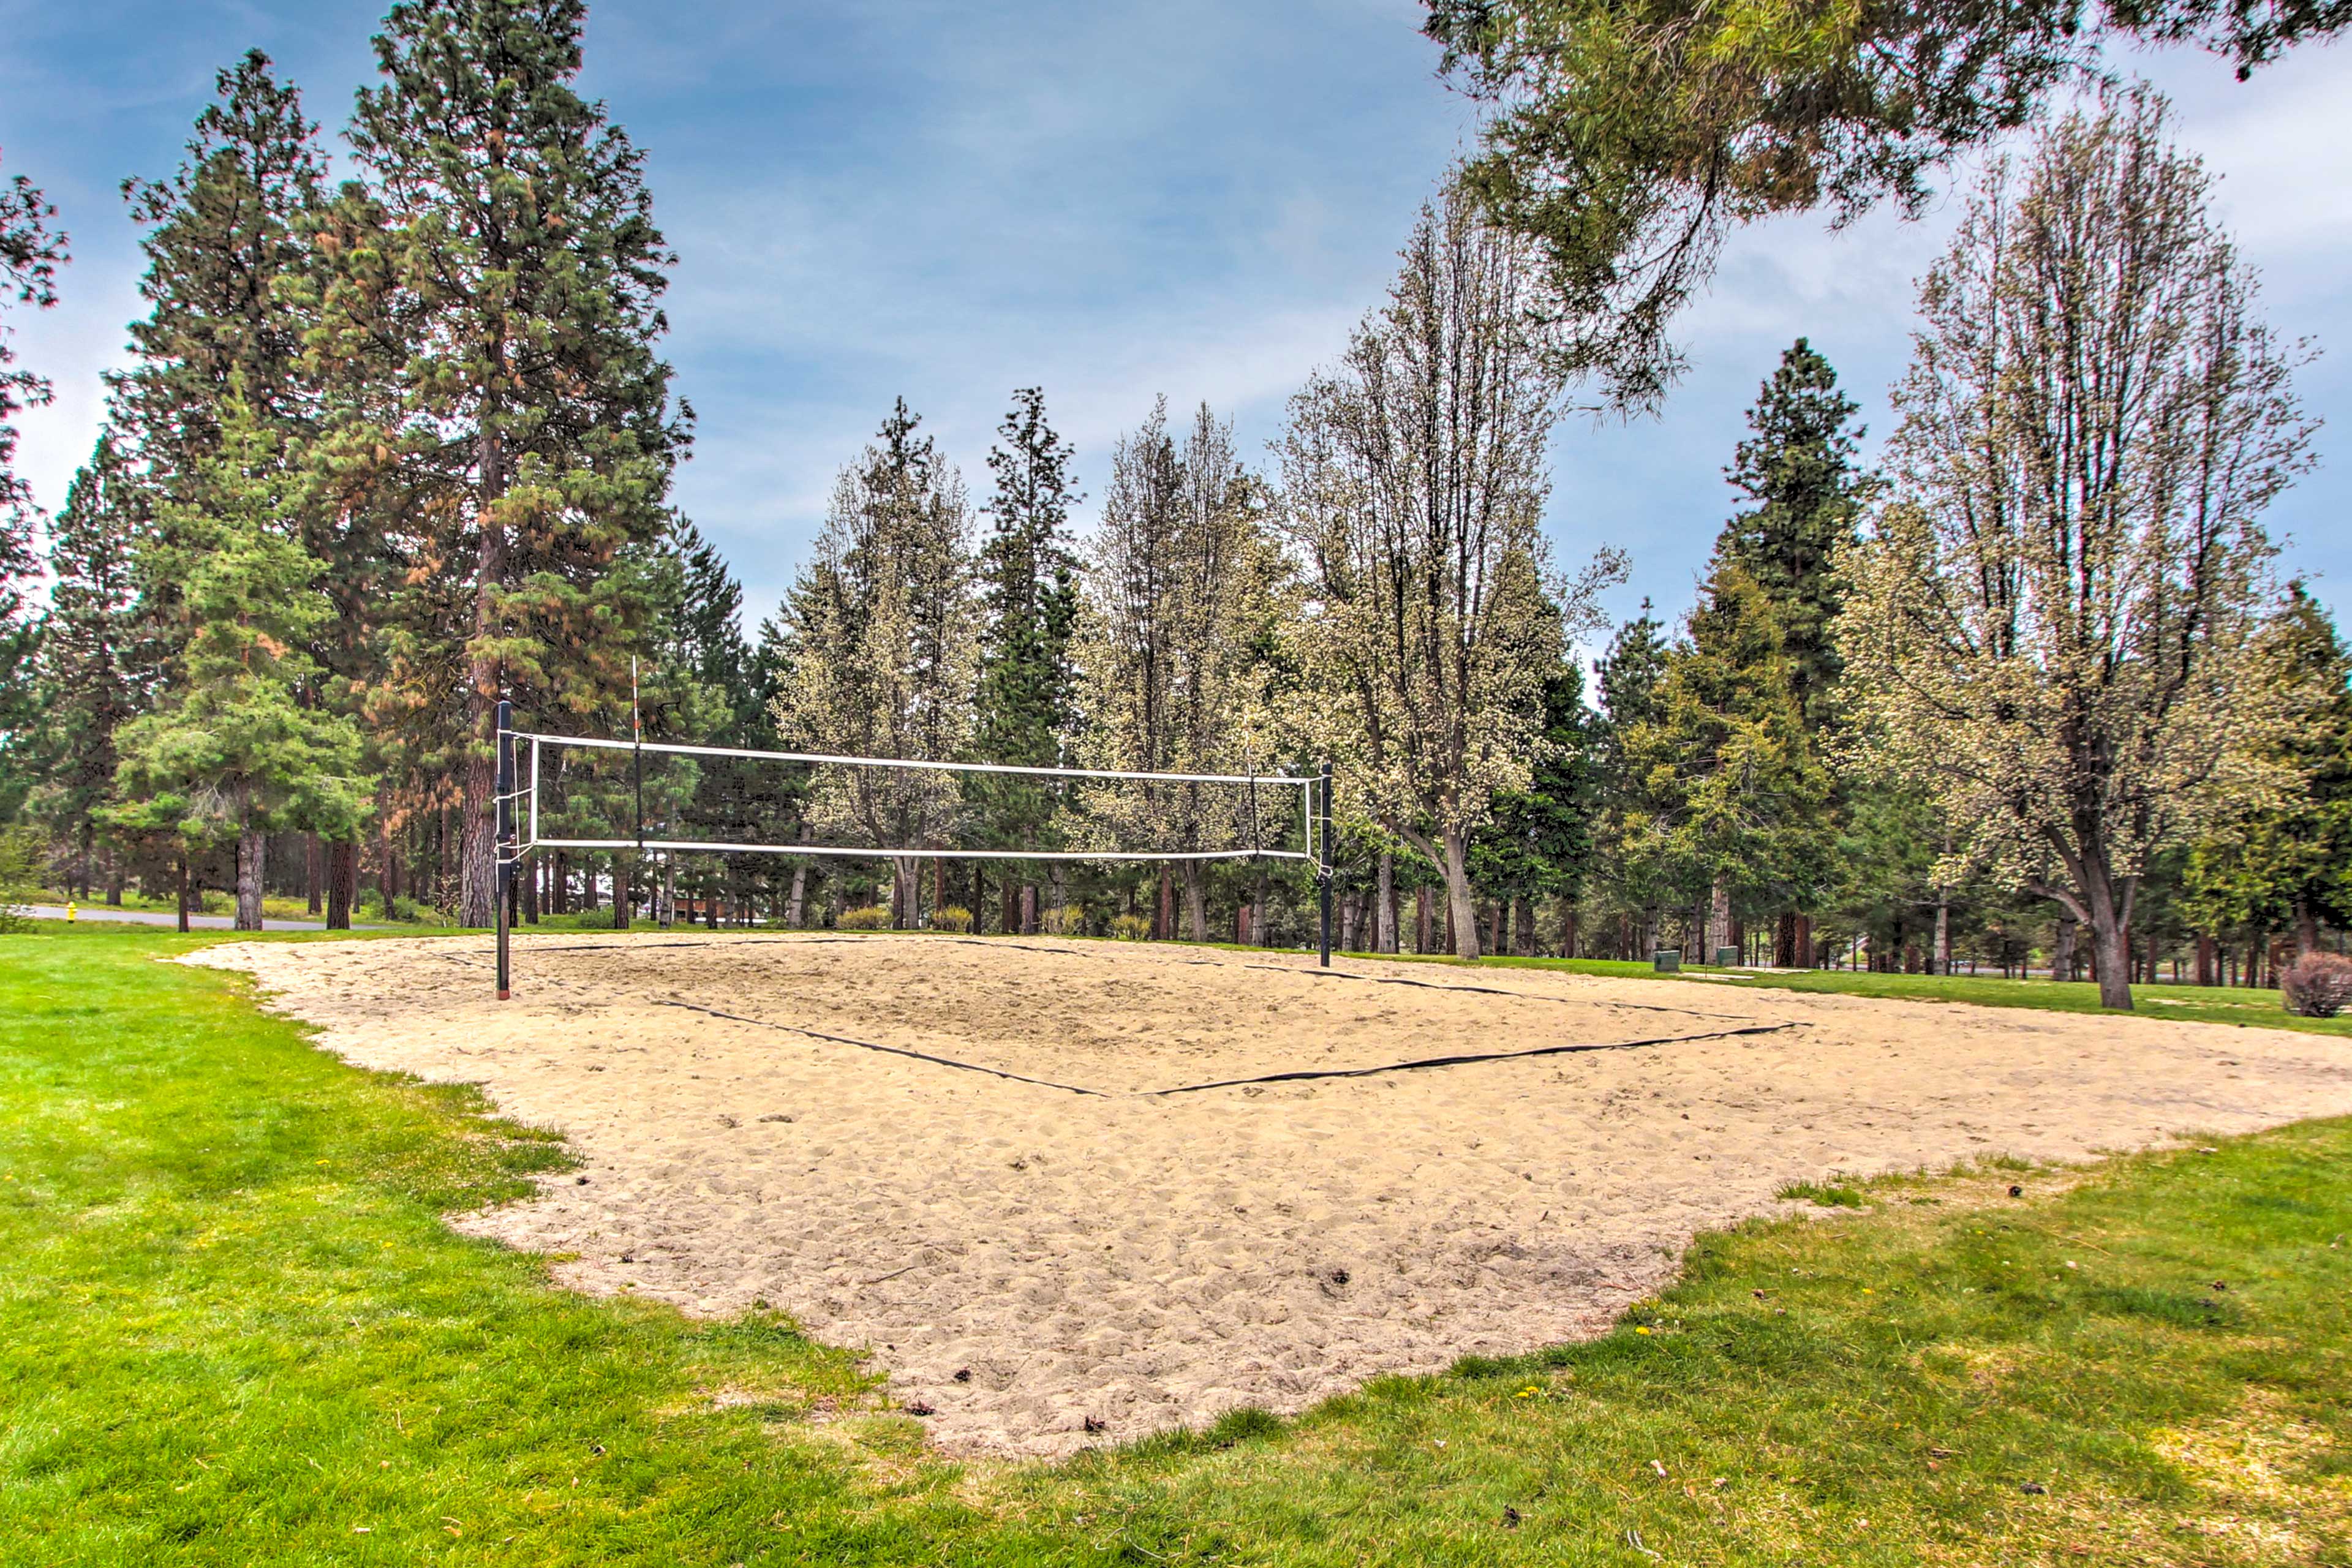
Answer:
[
  {"left": 1280, "top": 182, "right": 1619, "bottom": 958},
  {"left": 1076, "top": 399, "right": 1284, "bottom": 940},
  {"left": 772, "top": 401, "right": 977, "bottom": 924},
  {"left": 1840, "top": 90, "right": 2312, "bottom": 1009}
]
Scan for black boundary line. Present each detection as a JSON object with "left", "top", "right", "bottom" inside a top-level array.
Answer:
[
  {"left": 444, "top": 944, "right": 1804, "bottom": 1098},
  {"left": 431, "top": 948, "right": 1107, "bottom": 1096},
  {"left": 498, "top": 931, "right": 1749, "bottom": 1023},
  {"left": 646, "top": 997, "right": 1110, "bottom": 1097},
  {"left": 1147, "top": 1022, "right": 1803, "bottom": 1095}
]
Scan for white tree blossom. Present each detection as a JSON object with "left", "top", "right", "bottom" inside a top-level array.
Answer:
[{"left": 1841, "top": 89, "right": 2313, "bottom": 1008}]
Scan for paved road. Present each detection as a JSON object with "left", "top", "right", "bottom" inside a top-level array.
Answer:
[{"left": 21, "top": 903, "right": 385, "bottom": 933}]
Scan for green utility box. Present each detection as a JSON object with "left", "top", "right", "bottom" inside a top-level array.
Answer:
[{"left": 1653, "top": 948, "right": 1681, "bottom": 973}]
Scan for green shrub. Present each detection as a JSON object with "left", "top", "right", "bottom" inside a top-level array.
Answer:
[
  {"left": 930, "top": 905, "right": 973, "bottom": 932},
  {"left": 1110, "top": 913, "right": 1153, "bottom": 941},
  {"left": 1039, "top": 905, "right": 1087, "bottom": 936},
  {"left": 837, "top": 905, "right": 892, "bottom": 930}
]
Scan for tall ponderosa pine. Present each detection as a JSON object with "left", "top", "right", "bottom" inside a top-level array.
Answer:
[
  {"left": 341, "top": 0, "right": 690, "bottom": 925},
  {"left": 28, "top": 433, "right": 152, "bottom": 894},
  {"left": 773, "top": 401, "right": 977, "bottom": 924},
  {"left": 973, "top": 388, "right": 1080, "bottom": 924},
  {"left": 113, "top": 52, "right": 326, "bottom": 486},
  {"left": 0, "top": 148, "right": 67, "bottom": 578},
  {"left": 113, "top": 52, "right": 384, "bottom": 922},
  {"left": 0, "top": 149, "right": 69, "bottom": 813},
  {"left": 110, "top": 402, "right": 370, "bottom": 930}
]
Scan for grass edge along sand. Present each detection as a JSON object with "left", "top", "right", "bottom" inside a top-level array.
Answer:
[{"left": 1, "top": 921, "right": 2345, "bottom": 1566}]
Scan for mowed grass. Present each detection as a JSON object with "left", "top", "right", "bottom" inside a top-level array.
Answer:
[
  {"left": 1, "top": 924, "right": 2346, "bottom": 1566},
  {"left": 1381, "top": 949, "right": 2352, "bottom": 1038}
]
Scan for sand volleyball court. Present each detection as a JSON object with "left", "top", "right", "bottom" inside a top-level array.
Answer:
[{"left": 193, "top": 933, "right": 2352, "bottom": 1457}]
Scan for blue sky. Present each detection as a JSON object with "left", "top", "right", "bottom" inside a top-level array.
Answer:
[{"left": 4, "top": 1, "right": 2346, "bottom": 646}]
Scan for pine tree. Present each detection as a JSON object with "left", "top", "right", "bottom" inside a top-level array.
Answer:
[
  {"left": 970, "top": 388, "right": 1080, "bottom": 929},
  {"left": 1623, "top": 568, "right": 1831, "bottom": 960},
  {"left": 0, "top": 149, "right": 69, "bottom": 817},
  {"left": 1587, "top": 600, "right": 1673, "bottom": 949},
  {"left": 2185, "top": 584, "right": 2352, "bottom": 955},
  {"left": 1719, "top": 339, "right": 1869, "bottom": 730},
  {"left": 110, "top": 401, "right": 371, "bottom": 930},
  {"left": 0, "top": 147, "right": 67, "bottom": 578},
  {"left": 113, "top": 52, "right": 327, "bottom": 486},
  {"left": 1472, "top": 657, "right": 1599, "bottom": 952},
  {"left": 338, "top": 0, "right": 690, "bottom": 925},
  {"left": 26, "top": 432, "right": 153, "bottom": 893},
  {"left": 668, "top": 518, "right": 757, "bottom": 738},
  {"left": 772, "top": 401, "right": 977, "bottom": 925},
  {"left": 112, "top": 51, "right": 389, "bottom": 922}
]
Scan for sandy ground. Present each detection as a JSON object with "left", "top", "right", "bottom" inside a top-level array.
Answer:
[{"left": 190, "top": 932, "right": 2352, "bottom": 1458}]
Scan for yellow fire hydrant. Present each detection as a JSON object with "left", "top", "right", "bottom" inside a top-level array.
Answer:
[{"left": 66, "top": 901, "right": 77, "bottom": 922}]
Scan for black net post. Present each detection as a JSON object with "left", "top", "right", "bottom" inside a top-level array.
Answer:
[
  {"left": 1318, "top": 760, "right": 1333, "bottom": 968},
  {"left": 495, "top": 698, "right": 514, "bottom": 1000}
]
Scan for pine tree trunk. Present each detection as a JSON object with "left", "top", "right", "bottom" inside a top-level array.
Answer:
[
  {"left": 176, "top": 852, "right": 192, "bottom": 935},
  {"left": 1560, "top": 905, "right": 1578, "bottom": 960},
  {"left": 1441, "top": 824, "right": 1481, "bottom": 960},
  {"left": 2296, "top": 896, "right": 2320, "bottom": 959},
  {"left": 236, "top": 816, "right": 266, "bottom": 933},
  {"left": 613, "top": 854, "right": 630, "bottom": 929},
  {"left": 459, "top": 417, "right": 508, "bottom": 930},
  {"left": 1157, "top": 869, "right": 1174, "bottom": 941},
  {"left": 1415, "top": 885, "right": 1431, "bottom": 954},
  {"left": 787, "top": 864, "right": 807, "bottom": 928},
  {"left": 1513, "top": 898, "right": 1532, "bottom": 957},
  {"left": 306, "top": 834, "right": 323, "bottom": 915},
  {"left": 2052, "top": 914, "right": 2077, "bottom": 981},
  {"left": 1933, "top": 892, "right": 1950, "bottom": 976},
  {"left": 326, "top": 840, "right": 356, "bottom": 930}
]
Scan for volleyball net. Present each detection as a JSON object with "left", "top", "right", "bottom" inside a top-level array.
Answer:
[{"left": 488, "top": 702, "right": 1336, "bottom": 993}]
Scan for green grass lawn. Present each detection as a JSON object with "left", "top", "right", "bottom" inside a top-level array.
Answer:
[
  {"left": 2, "top": 922, "right": 2346, "bottom": 1565},
  {"left": 1363, "top": 948, "right": 2352, "bottom": 1038}
]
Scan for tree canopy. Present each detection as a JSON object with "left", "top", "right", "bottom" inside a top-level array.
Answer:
[{"left": 1424, "top": 0, "right": 2351, "bottom": 407}]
